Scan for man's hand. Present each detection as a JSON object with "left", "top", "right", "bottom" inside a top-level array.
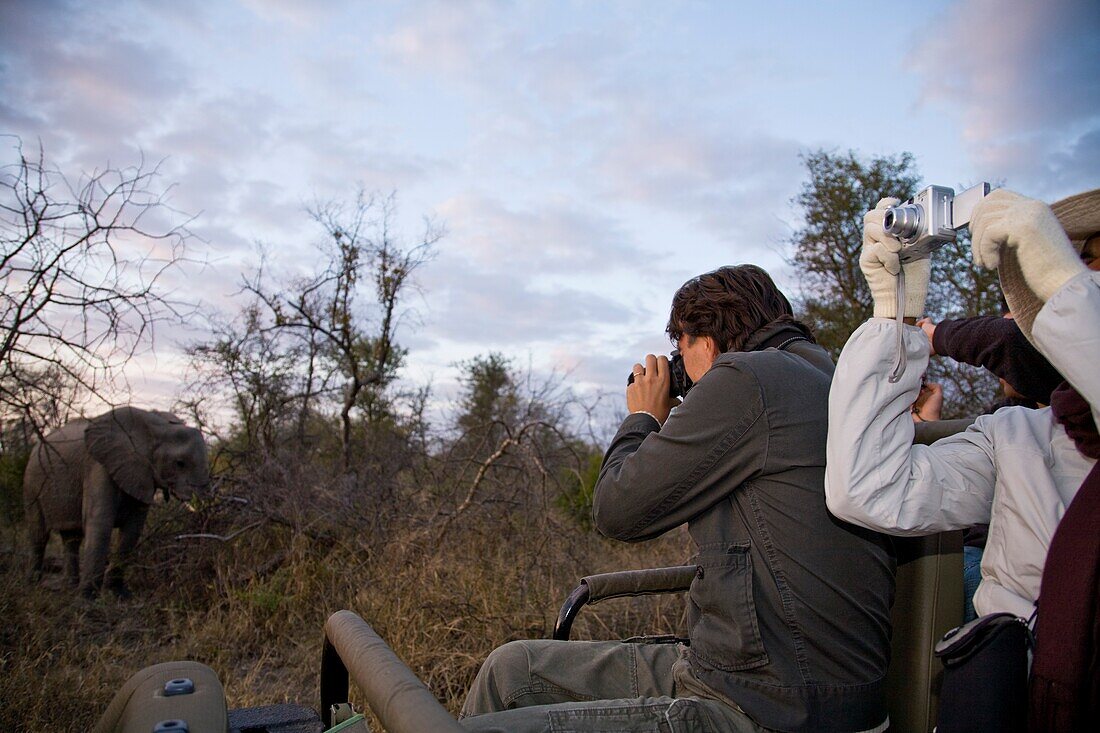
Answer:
[
  {"left": 861, "top": 198, "right": 931, "bottom": 319},
  {"left": 911, "top": 382, "right": 943, "bottom": 423},
  {"left": 916, "top": 317, "right": 938, "bottom": 355},
  {"left": 626, "top": 353, "right": 676, "bottom": 424},
  {"left": 970, "top": 188, "right": 1087, "bottom": 302}
]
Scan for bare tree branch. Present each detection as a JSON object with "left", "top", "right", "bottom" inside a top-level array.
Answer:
[
  {"left": 236, "top": 188, "right": 440, "bottom": 471},
  {"left": 0, "top": 136, "right": 197, "bottom": 432}
]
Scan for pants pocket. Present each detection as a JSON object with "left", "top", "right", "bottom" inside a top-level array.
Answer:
[
  {"left": 687, "top": 544, "right": 768, "bottom": 671},
  {"left": 547, "top": 698, "right": 705, "bottom": 732}
]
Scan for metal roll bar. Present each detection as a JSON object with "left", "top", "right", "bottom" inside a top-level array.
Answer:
[{"left": 320, "top": 610, "right": 465, "bottom": 732}]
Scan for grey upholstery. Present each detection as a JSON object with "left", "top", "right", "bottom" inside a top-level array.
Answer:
[
  {"left": 892, "top": 414, "right": 971, "bottom": 730},
  {"left": 913, "top": 418, "right": 976, "bottom": 445},
  {"left": 92, "top": 660, "right": 228, "bottom": 733},
  {"left": 886, "top": 532, "right": 965, "bottom": 733}
]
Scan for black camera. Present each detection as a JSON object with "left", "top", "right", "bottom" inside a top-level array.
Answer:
[{"left": 626, "top": 350, "right": 694, "bottom": 399}]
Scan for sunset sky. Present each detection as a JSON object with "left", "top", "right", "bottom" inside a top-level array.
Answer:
[{"left": 2, "top": 0, "right": 1097, "bottom": 429}]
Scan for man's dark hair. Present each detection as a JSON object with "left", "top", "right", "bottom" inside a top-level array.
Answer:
[{"left": 666, "top": 264, "right": 794, "bottom": 353}]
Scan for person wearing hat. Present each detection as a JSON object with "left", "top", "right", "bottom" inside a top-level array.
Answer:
[
  {"left": 824, "top": 187, "right": 1100, "bottom": 730},
  {"left": 908, "top": 188, "right": 1100, "bottom": 421}
]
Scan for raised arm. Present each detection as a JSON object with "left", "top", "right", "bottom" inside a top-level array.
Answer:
[
  {"left": 825, "top": 320, "right": 997, "bottom": 534},
  {"left": 968, "top": 189, "right": 1098, "bottom": 422},
  {"left": 593, "top": 361, "right": 768, "bottom": 542},
  {"left": 932, "top": 315, "right": 1062, "bottom": 404},
  {"left": 825, "top": 196, "right": 999, "bottom": 534},
  {"left": 1032, "top": 271, "right": 1100, "bottom": 423}
]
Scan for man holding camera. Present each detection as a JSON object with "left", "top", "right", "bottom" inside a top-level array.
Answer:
[
  {"left": 826, "top": 188, "right": 1100, "bottom": 730},
  {"left": 460, "top": 265, "right": 895, "bottom": 733}
]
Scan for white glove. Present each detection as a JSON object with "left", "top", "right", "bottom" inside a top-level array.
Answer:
[
  {"left": 861, "top": 197, "right": 931, "bottom": 318},
  {"left": 970, "top": 188, "right": 1087, "bottom": 301}
]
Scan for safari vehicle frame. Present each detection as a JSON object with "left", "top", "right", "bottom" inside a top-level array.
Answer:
[
  {"left": 94, "top": 525, "right": 962, "bottom": 733},
  {"left": 95, "top": 424, "right": 973, "bottom": 732}
]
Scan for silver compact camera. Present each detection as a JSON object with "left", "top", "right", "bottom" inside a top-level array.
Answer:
[{"left": 884, "top": 182, "right": 990, "bottom": 263}]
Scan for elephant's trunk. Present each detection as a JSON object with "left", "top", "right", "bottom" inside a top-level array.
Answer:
[{"left": 173, "top": 475, "right": 214, "bottom": 511}]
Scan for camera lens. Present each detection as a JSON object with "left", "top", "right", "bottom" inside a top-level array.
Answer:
[
  {"left": 669, "top": 351, "right": 693, "bottom": 398},
  {"left": 883, "top": 204, "right": 922, "bottom": 240}
]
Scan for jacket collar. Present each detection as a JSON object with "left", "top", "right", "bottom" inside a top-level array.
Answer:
[{"left": 741, "top": 318, "right": 815, "bottom": 353}]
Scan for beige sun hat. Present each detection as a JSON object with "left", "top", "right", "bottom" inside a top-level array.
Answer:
[
  {"left": 999, "top": 187, "right": 1100, "bottom": 342},
  {"left": 1051, "top": 188, "right": 1100, "bottom": 249}
]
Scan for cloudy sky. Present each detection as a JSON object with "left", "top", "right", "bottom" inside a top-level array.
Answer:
[{"left": 2, "top": 0, "right": 1098, "bottom": 427}]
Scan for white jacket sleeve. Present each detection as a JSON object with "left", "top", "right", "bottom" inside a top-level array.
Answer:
[
  {"left": 1032, "top": 271, "right": 1100, "bottom": 425},
  {"left": 825, "top": 319, "right": 997, "bottom": 535}
]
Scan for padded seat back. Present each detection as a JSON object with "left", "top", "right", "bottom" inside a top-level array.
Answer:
[
  {"left": 886, "top": 532, "right": 965, "bottom": 733},
  {"left": 93, "top": 660, "right": 228, "bottom": 733}
]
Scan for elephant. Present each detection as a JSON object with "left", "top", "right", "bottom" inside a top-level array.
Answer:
[{"left": 22, "top": 406, "right": 211, "bottom": 599}]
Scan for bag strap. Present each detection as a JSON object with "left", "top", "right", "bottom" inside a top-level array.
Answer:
[{"left": 935, "top": 612, "right": 1032, "bottom": 664}]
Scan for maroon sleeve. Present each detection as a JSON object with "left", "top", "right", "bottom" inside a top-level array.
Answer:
[{"left": 932, "top": 316, "right": 1063, "bottom": 404}]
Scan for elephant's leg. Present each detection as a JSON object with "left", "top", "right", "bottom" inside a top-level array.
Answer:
[
  {"left": 80, "top": 462, "right": 119, "bottom": 599},
  {"left": 25, "top": 506, "right": 48, "bottom": 584},
  {"left": 59, "top": 530, "right": 82, "bottom": 587},
  {"left": 106, "top": 500, "right": 149, "bottom": 600},
  {"left": 79, "top": 523, "right": 113, "bottom": 599}
]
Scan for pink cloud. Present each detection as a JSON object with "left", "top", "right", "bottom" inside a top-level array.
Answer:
[{"left": 907, "top": 0, "right": 1099, "bottom": 195}]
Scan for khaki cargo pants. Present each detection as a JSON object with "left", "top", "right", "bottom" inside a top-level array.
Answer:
[{"left": 458, "top": 639, "right": 769, "bottom": 733}]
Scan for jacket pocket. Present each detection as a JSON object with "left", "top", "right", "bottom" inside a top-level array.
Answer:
[{"left": 687, "top": 544, "right": 768, "bottom": 671}]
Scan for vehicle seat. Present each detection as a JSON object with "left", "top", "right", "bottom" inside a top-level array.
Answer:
[
  {"left": 886, "top": 531, "right": 964, "bottom": 733},
  {"left": 551, "top": 532, "right": 965, "bottom": 733},
  {"left": 92, "top": 660, "right": 228, "bottom": 733}
]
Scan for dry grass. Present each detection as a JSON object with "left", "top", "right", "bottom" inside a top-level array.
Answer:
[{"left": 0, "top": 493, "right": 692, "bottom": 731}]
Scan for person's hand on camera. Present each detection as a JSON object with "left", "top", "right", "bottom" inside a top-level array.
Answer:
[
  {"left": 627, "top": 353, "right": 675, "bottom": 424},
  {"left": 911, "top": 382, "right": 943, "bottom": 423},
  {"left": 916, "top": 317, "right": 938, "bottom": 355},
  {"left": 861, "top": 197, "right": 931, "bottom": 319},
  {"left": 970, "top": 188, "right": 1087, "bottom": 302}
]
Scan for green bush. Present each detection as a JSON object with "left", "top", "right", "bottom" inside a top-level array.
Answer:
[
  {"left": 0, "top": 448, "right": 28, "bottom": 525},
  {"left": 556, "top": 451, "right": 603, "bottom": 530}
]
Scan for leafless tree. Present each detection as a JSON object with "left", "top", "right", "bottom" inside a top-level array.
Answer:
[
  {"left": 243, "top": 189, "right": 441, "bottom": 471},
  {"left": 182, "top": 300, "right": 307, "bottom": 459},
  {"left": 432, "top": 355, "right": 593, "bottom": 535},
  {"left": 0, "top": 137, "right": 194, "bottom": 433}
]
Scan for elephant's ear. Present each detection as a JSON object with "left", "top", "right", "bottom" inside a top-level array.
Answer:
[{"left": 85, "top": 407, "right": 156, "bottom": 503}]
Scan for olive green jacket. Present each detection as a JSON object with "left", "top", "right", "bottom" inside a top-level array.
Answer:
[{"left": 594, "top": 332, "right": 895, "bottom": 733}]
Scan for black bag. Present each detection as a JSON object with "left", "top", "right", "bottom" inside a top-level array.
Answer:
[{"left": 934, "top": 612, "right": 1032, "bottom": 733}]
